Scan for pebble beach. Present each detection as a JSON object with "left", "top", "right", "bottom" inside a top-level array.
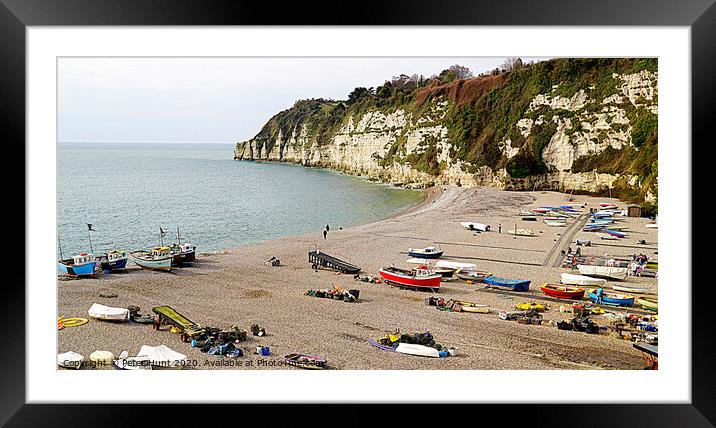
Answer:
[{"left": 57, "top": 186, "right": 658, "bottom": 370}]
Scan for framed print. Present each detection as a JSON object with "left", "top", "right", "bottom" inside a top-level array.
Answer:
[{"left": 3, "top": 0, "right": 713, "bottom": 425}]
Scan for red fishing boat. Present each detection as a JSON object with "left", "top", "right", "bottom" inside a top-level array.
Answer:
[
  {"left": 378, "top": 265, "right": 441, "bottom": 290},
  {"left": 540, "top": 283, "right": 585, "bottom": 299}
]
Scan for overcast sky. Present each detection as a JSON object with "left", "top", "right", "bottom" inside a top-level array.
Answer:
[{"left": 58, "top": 57, "right": 550, "bottom": 144}]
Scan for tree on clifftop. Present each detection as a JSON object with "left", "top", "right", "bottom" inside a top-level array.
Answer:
[
  {"left": 438, "top": 64, "right": 474, "bottom": 82},
  {"left": 347, "top": 87, "right": 375, "bottom": 103}
]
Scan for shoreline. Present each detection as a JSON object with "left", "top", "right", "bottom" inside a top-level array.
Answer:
[{"left": 58, "top": 186, "right": 658, "bottom": 370}]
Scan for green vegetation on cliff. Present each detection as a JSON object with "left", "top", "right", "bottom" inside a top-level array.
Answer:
[{"left": 238, "top": 58, "right": 657, "bottom": 204}]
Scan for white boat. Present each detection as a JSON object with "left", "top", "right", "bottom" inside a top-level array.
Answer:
[
  {"left": 57, "top": 351, "right": 84, "bottom": 369},
  {"left": 544, "top": 220, "right": 567, "bottom": 227},
  {"left": 460, "top": 222, "right": 490, "bottom": 232},
  {"left": 406, "top": 257, "right": 430, "bottom": 264},
  {"left": 577, "top": 265, "right": 628, "bottom": 280},
  {"left": 87, "top": 303, "right": 130, "bottom": 321},
  {"left": 137, "top": 345, "right": 187, "bottom": 369},
  {"left": 561, "top": 273, "right": 607, "bottom": 286},
  {"left": 507, "top": 228, "right": 535, "bottom": 237},
  {"left": 645, "top": 223, "right": 658, "bottom": 229},
  {"left": 598, "top": 233, "right": 618, "bottom": 240},
  {"left": 435, "top": 260, "right": 477, "bottom": 272},
  {"left": 395, "top": 343, "right": 441, "bottom": 358},
  {"left": 612, "top": 284, "right": 651, "bottom": 294}
]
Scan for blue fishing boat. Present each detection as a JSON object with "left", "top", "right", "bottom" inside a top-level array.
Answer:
[
  {"left": 591, "top": 213, "right": 612, "bottom": 219},
  {"left": 587, "top": 288, "right": 634, "bottom": 307},
  {"left": 58, "top": 253, "right": 100, "bottom": 277},
  {"left": 407, "top": 246, "right": 444, "bottom": 259},
  {"left": 97, "top": 250, "right": 129, "bottom": 272},
  {"left": 603, "top": 229, "right": 626, "bottom": 238},
  {"left": 483, "top": 275, "right": 530, "bottom": 291}
]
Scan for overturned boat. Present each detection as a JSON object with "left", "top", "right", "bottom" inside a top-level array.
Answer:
[
  {"left": 577, "top": 264, "right": 628, "bottom": 280},
  {"left": 460, "top": 221, "right": 490, "bottom": 232}
]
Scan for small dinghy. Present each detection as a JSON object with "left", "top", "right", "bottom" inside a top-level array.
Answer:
[
  {"left": 483, "top": 275, "right": 530, "bottom": 291},
  {"left": 460, "top": 221, "right": 490, "bottom": 232},
  {"left": 137, "top": 345, "right": 187, "bottom": 369},
  {"left": 456, "top": 271, "right": 491, "bottom": 282},
  {"left": 612, "top": 284, "right": 651, "bottom": 294},
  {"left": 88, "top": 303, "right": 130, "bottom": 321},
  {"left": 645, "top": 223, "right": 658, "bottom": 229},
  {"left": 407, "top": 246, "right": 443, "bottom": 259},
  {"left": 544, "top": 220, "right": 567, "bottom": 227},
  {"left": 577, "top": 264, "right": 628, "bottom": 280},
  {"left": 507, "top": 228, "right": 535, "bottom": 237},
  {"left": 283, "top": 353, "right": 327, "bottom": 369},
  {"left": 561, "top": 273, "right": 607, "bottom": 287},
  {"left": 637, "top": 296, "right": 658, "bottom": 311},
  {"left": 450, "top": 300, "right": 490, "bottom": 313},
  {"left": 598, "top": 233, "right": 618, "bottom": 240},
  {"left": 395, "top": 343, "right": 441, "bottom": 358},
  {"left": 586, "top": 288, "right": 635, "bottom": 307},
  {"left": 540, "top": 283, "right": 585, "bottom": 299}
]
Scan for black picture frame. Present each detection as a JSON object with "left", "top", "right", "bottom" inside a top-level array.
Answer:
[{"left": 2, "top": 0, "right": 711, "bottom": 425}]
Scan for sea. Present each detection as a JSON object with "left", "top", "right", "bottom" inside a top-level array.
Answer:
[{"left": 57, "top": 142, "right": 424, "bottom": 257}]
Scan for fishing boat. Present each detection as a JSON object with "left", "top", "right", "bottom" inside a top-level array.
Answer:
[
  {"left": 577, "top": 264, "right": 628, "bottom": 280},
  {"left": 379, "top": 265, "right": 441, "bottom": 290},
  {"left": 432, "top": 267, "right": 456, "bottom": 279},
  {"left": 460, "top": 222, "right": 490, "bottom": 232},
  {"left": 586, "top": 288, "right": 635, "bottom": 307},
  {"left": 561, "top": 273, "right": 607, "bottom": 287},
  {"left": 129, "top": 247, "right": 174, "bottom": 271},
  {"left": 483, "top": 275, "right": 530, "bottom": 291},
  {"left": 57, "top": 253, "right": 100, "bottom": 277},
  {"left": 450, "top": 300, "right": 490, "bottom": 313},
  {"left": 637, "top": 296, "right": 658, "bottom": 311},
  {"left": 612, "top": 284, "right": 651, "bottom": 294},
  {"left": 540, "top": 283, "right": 585, "bottom": 299},
  {"left": 170, "top": 242, "right": 197, "bottom": 266},
  {"left": 283, "top": 353, "right": 327, "bottom": 369},
  {"left": 96, "top": 249, "right": 129, "bottom": 272},
  {"left": 407, "top": 246, "right": 443, "bottom": 259},
  {"left": 435, "top": 260, "right": 478, "bottom": 272},
  {"left": 544, "top": 220, "right": 567, "bottom": 227},
  {"left": 507, "top": 228, "right": 535, "bottom": 237}
]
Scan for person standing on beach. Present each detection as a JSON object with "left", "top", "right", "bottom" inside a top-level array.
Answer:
[
  {"left": 498, "top": 224, "right": 502, "bottom": 234},
  {"left": 323, "top": 229, "right": 327, "bottom": 240},
  {"left": 326, "top": 224, "right": 330, "bottom": 232}
]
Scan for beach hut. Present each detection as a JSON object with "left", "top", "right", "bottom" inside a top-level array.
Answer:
[{"left": 627, "top": 204, "right": 642, "bottom": 217}]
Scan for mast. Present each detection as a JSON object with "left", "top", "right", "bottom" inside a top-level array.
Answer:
[
  {"left": 58, "top": 233, "right": 64, "bottom": 260},
  {"left": 87, "top": 226, "right": 94, "bottom": 254}
]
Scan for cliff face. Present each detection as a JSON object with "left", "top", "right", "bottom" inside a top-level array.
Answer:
[{"left": 235, "top": 59, "right": 657, "bottom": 204}]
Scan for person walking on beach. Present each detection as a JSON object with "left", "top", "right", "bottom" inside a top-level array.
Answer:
[
  {"left": 326, "top": 224, "right": 330, "bottom": 233},
  {"left": 498, "top": 224, "right": 502, "bottom": 234},
  {"left": 323, "top": 229, "right": 327, "bottom": 240}
]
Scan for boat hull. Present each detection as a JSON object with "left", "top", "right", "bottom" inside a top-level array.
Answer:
[
  {"left": 378, "top": 268, "right": 441, "bottom": 290},
  {"left": 577, "top": 265, "right": 628, "bottom": 280},
  {"left": 540, "top": 284, "right": 585, "bottom": 299},
  {"left": 561, "top": 273, "right": 607, "bottom": 287},
  {"left": 586, "top": 288, "right": 635, "bottom": 307},
  {"left": 637, "top": 297, "right": 658, "bottom": 311},
  {"left": 407, "top": 250, "right": 443, "bottom": 259},
  {"left": 130, "top": 254, "right": 173, "bottom": 271},
  {"left": 99, "top": 257, "right": 128, "bottom": 271},
  {"left": 57, "top": 260, "right": 99, "bottom": 277}
]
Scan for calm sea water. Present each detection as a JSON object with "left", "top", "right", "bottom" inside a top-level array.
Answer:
[{"left": 57, "top": 143, "right": 423, "bottom": 256}]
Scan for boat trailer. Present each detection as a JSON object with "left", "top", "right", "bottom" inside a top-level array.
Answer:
[{"left": 152, "top": 305, "right": 205, "bottom": 342}]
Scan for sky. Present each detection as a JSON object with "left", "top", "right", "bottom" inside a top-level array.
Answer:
[{"left": 58, "top": 57, "right": 550, "bottom": 144}]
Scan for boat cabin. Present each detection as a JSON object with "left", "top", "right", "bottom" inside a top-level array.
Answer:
[
  {"left": 73, "top": 253, "right": 94, "bottom": 265},
  {"left": 107, "top": 250, "right": 127, "bottom": 261},
  {"left": 151, "top": 247, "right": 171, "bottom": 257},
  {"left": 414, "top": 265, "right": 435, "bottom": 277}
]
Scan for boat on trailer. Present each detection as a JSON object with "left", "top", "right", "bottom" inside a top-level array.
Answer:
[
  {"left": 130, "top": 246, "right": 174, "bottom": 271},
  {"left": 407, "top": 246, "right": 443, "bottom": 259},
  {"left": 540, "top": 283, "right": 585, "bottom": 299},
  {"left": 58, "top": 252, "right": 100, "bottom": 277},
  {"left": 379, "top": 265, "right": 441, "bottom": 290}
]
